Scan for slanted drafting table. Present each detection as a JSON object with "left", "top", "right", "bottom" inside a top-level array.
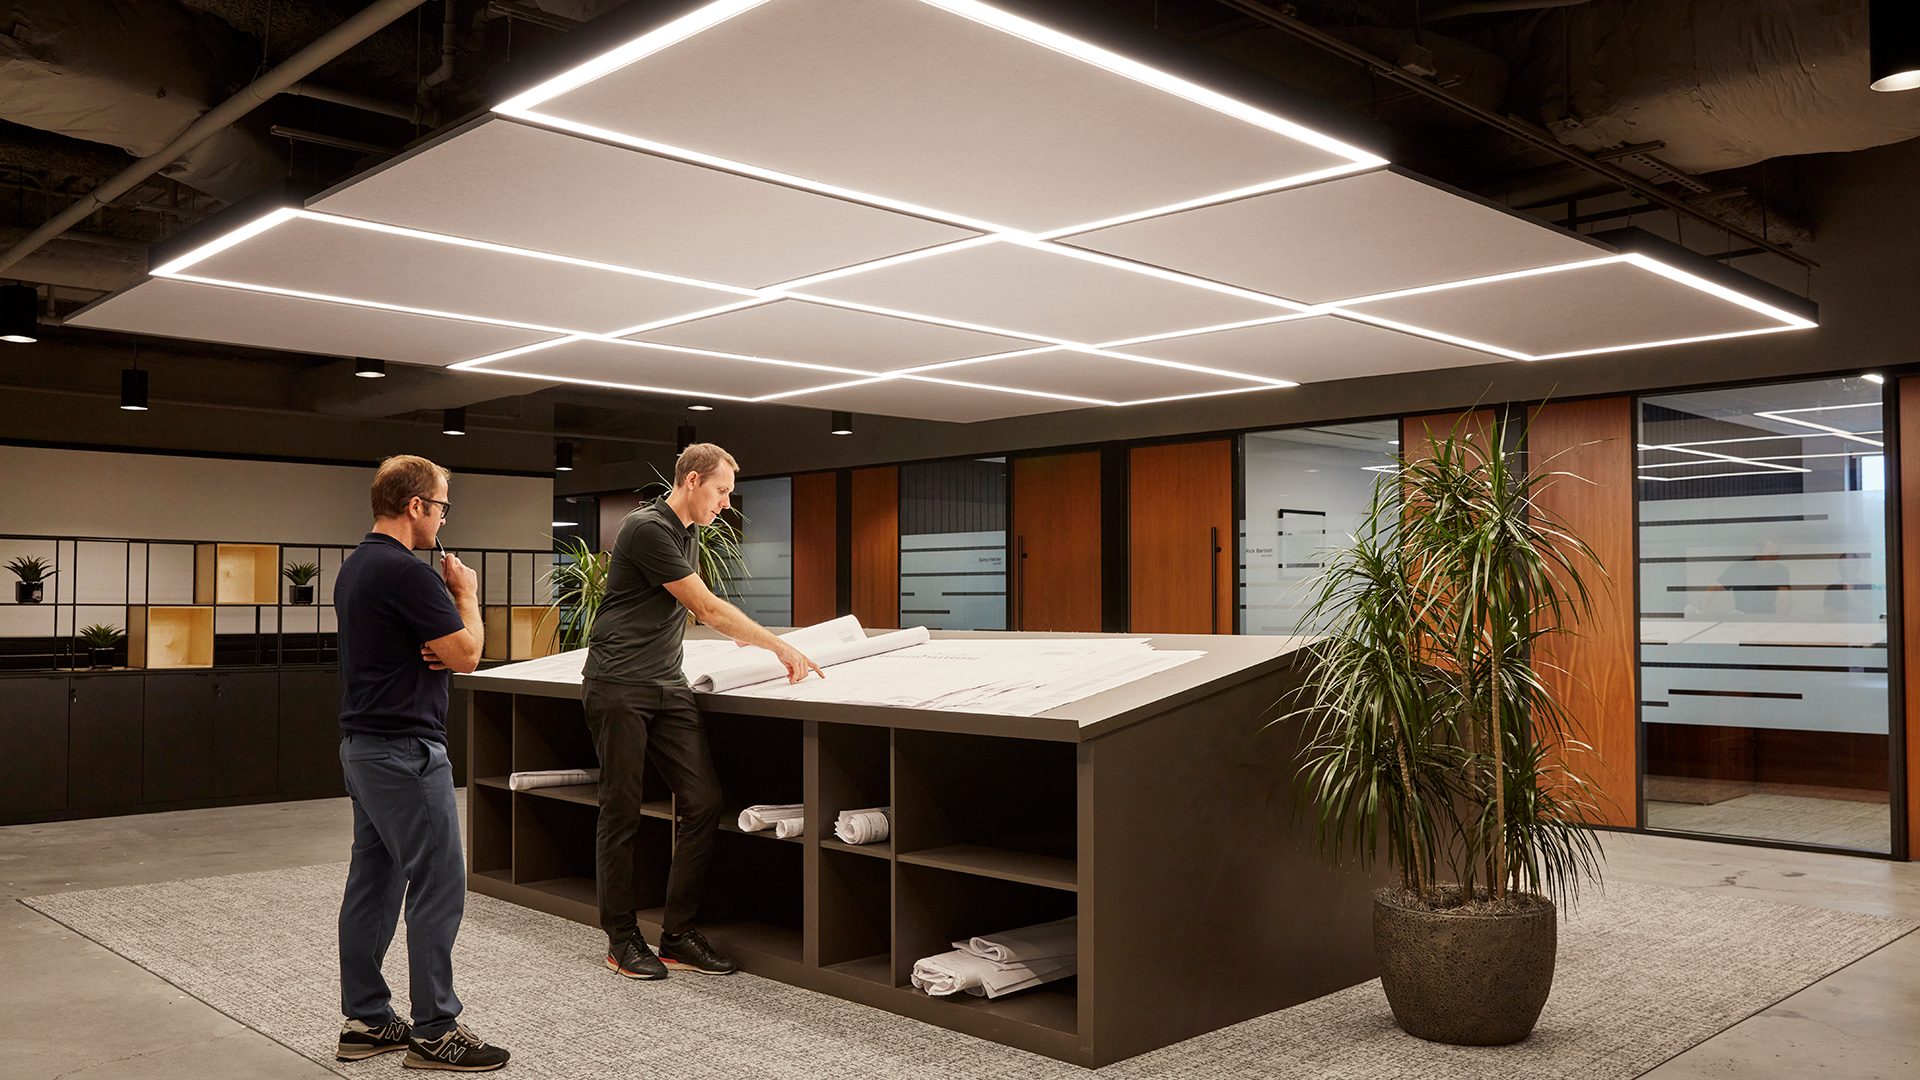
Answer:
[{"left": 455, "top": 630, "right": 1383, "bottom": 1067}]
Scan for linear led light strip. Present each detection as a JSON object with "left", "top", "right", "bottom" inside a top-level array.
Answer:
[
  {"left": 1638, "top": 450, "right": 1880, "bottom": 469},
  {"left": 1306, "top": 252, "right": 1816, "bottom": 361},
  {"left": 1642, "top": 431, "right": 1883, "bottom": 452},
  {"left": 1753, "top": 404, "right": 1884, "bottom": 447},
  {"left": 1645, "top": 444, "right": 1809, "bottom": 475}
]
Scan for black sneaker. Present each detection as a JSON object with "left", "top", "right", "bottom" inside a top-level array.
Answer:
[
  {"left": 402, "top": 1024, "right": 510, "bottom": 1072},
  {"left": 659, "top": 928, "right": 737, "bottom": 975},
  {"left": 336, "top": 1016, "right": 411, "bottom": 1061},
  {"left": 606, "top": 934, "right": 668, "bottom": 980}
]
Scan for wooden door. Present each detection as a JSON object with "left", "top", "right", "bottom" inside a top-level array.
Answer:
[
  {"left": 1011, "top": 452, "right": 1102, "bottom": 631},
  {"left": 791, "top": 471, "right": 839, "bottom": 627},
  {"left": 1129, "top": 440, "right": 1234, "bottom": 634},
  {"left": 1529, "top": 398, "right": 1638, "bottom": 828},
  {"left": 851, "top": 467, "right": 900, "bottom": 628}
]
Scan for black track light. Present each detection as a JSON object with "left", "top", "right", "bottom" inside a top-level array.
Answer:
[
  {"left": 555, "top": 442, "right": 574, "bottom": 472},
  {"left": 677, "top": 424, "right": 697, "bottom": 453},
  {"left": 354, "top": 357, "right": 386, "bottom": 378},
  {"left": 830, "top": 411, "right": 853, "bottom": 436},
  {"left": 443, "top": 407, "right": 466, "bottom": 435},
  {"left": 120, "top": 368, "right": 149, "bottom": 411},
  {"left": 1872, "top": 2, "right": 1920, "bottom": 91},
  {"left": 1, "top": 284, "right": 38, "bottom": 343}
]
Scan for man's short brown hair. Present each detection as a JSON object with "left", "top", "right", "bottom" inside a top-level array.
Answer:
[
  {"left": 372, "top": 454, "right": 451, "bottom": 518},
  {"left": 674, "top": 443, "right": 739, "bottom": 487}
]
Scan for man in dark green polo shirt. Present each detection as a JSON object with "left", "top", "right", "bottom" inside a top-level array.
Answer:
[{"left": 585, "top": 442, "right": 822, "bottom": 980}]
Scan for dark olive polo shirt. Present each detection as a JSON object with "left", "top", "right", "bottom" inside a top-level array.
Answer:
[{"left": 585, "top": 497, "right": 700, "bottom": 685}]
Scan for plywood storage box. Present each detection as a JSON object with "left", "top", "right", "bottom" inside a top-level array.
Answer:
[
  {"left": 128, "top": 606, "right": 215, "bottom": 668},
  {"left": 482, "top": 606, "right": 560, "bottom": 662},
  {"left": 195, "top": 543, "right": 280, "bottom": 605}
]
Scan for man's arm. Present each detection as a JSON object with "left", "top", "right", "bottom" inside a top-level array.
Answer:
[
  {"left": 421, "top": 554, "right": 484, "bottom": 674},
  {"left": 663, "top": 573, "right": 824, "bottom": 682}
]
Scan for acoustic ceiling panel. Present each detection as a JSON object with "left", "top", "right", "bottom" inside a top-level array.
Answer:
[
  {"left": 918, "top": 348, "right": 1282, "bottom": 403},
  {"left": 311, "top": 118, "right": 977, "bottom": 289},
  {"left": 172, "top": 211, "right": 748, "bottom": 336},
  {"left": 65, "top": 278, "right": 555, "bottom": 366},
  {"left": 1063, "top": 169, "right": 1606, "bottom": 305},
  {"left": 463, "top": 337, "right": 861, "bottom": 398},
  {"left": 767, "top": 375, "right": 1097, "bottom": 422},
  {"left": 1338, "top": 257, "right": 1806, "bottom": 359},
  {"left": 1117, "top": 314, "right": 1510, "bottom": 383},
  {"left": 792, "top": 240, "right": 1300, "bottom": 344},
  {"left": 626, "top": 298, "right": 1045, "bottom": 372},
  {"left": 501, "top": 0, "right": 1380, "bottom": 232}
]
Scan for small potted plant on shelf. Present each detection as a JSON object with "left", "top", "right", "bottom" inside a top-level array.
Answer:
[
  {"left": 282, "top": 561, "right": 320, "bottom": 606},
  {"left": 78, "top": 623, "right": 123, "bottom": 670},
  {"left": 7, "top": 555, "right": 54, "bottom": 604},
  {"left": 1280, "top": 418, "right": 1606, "bottom": 1046}
]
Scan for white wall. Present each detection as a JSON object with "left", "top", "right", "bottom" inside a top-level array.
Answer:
[{"left": 0, "top": 445, "right": 551, "bottom": 549}]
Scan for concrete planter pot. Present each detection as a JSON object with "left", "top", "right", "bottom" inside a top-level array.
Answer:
[{"left": 1373, "top": 887, "right": 1557, "bottom": 1045}]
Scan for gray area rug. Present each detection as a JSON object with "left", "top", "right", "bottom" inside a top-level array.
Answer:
[{"left": 21, "top": 864, "right": 1914, "bottom": 1079}]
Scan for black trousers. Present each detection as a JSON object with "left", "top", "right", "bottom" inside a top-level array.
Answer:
[{"left": 581, "top": 678, "right": 722, "bottom": 939}]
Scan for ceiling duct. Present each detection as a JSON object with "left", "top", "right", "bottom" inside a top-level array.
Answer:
[
  {"left": 1491, "top": 0, "right": 1920, "bottom": 174},
  {"left": 0, "top": 0, "right": 282, "bottom": 202}
]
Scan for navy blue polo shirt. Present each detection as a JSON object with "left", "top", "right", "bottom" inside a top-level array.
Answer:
[{"left": 334, "top": 532, "right": 467, "bottom": 743}]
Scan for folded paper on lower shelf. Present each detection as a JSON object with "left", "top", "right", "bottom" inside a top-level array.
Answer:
[
  {"left": 833, "top": 807, "right": 890, "bottom": 845},
  {"left": 507, "top": 768, "right": 600, "bottom": 791},
  {"left": 737, "top": 804, "right": 804, "bottom": 836},
  {"left": 911, "top": 917, "right": 1079, "bottom": 999}
]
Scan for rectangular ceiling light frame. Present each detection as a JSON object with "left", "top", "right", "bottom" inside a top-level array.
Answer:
[{"left": 494, "top": 0, "right": 1385, "bottom": 240}]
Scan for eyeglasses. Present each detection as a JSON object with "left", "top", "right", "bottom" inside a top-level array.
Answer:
[{"left": 415, "top": 495, "right": 451, "bottom": 521}]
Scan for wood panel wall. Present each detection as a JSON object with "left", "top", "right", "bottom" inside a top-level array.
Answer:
[
  {"left": 851, "top": 466, "right": 900, "bottom": 629},
  {"left": 1128, "top": 440, "right": 1234, "bottom": 634},
  {"left": 1900, "top": 378, "right": 1920, "bottom": 859},
  {"left": 1010, "top": 451, "right": 1102, "bottom": 631},
  {"left": 791, "top": 471, "right": 839, "bottom": 627},
  {"left": 1529, "top": 398, "right": 1639, "bottom": 829}
]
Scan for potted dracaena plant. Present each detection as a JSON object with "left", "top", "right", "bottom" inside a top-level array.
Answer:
[
  {"left": 282, "top": 561, "right": 320, "bottom": 606},
  {"left": 78, "top": 623, "right": 123, "bottom": 670},
  {"left": 1281, "top": 417, "right": 1605, "bottom": 1046},
  {"left": 541, "top": 484, "right": 753, "bottom": 649},
  {"left": 7, "top": 555, "right": 54, "bottom": 604}
]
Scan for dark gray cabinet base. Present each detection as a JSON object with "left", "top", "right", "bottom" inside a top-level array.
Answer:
[{"left": 0, "top": 666, "right": 347, "bottom": 825}]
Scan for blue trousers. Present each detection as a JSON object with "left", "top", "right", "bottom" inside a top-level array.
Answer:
[{"left": 337, "top": 733, "right": 465, "bottom": 1039}]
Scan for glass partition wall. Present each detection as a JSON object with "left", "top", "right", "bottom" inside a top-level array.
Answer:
[
  {"left": 899, "top": 458, "right": 1008, "bottom": 630},
  {"left": 1239, "top": 421, "right": 1400, "bottom": 636},
  {"left": 731, "top": 476, "right": 794, "bottom": 627},
  {"left": 1637, "top": 376, "right": 1893, "bottom": 853}
]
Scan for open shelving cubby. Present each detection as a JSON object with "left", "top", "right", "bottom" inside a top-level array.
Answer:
[
  {"left": 196, "top": 543, "right": 280, "bottom": 605},
  {"left": 893, "top": 728, "right": 1076, "bottom": 891},
  {"left": 482, "top": 606, "right": 559, "bottom": 662},
  {"left": 127, "top": 606, "right": 215, "bottom": 668}
]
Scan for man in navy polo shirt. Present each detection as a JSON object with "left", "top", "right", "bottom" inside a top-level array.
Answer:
[{"left": 331, "top": 454, "right": 509, "bottom": 1072}]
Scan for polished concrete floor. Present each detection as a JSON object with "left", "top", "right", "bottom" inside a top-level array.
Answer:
[{"left": 3, "top": 797, "right": 1915, "bottom": 1079}]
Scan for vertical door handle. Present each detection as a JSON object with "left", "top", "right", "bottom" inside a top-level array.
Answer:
[
  {"left": 1209, "top": 526, "right": 1221, "bottom": 634},
  {"left": 1015, "top": 534, "right": 1027, "bottom": 631}
]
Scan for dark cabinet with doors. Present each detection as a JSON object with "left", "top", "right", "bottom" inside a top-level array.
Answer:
[
  {"left": 69, "top": 672, "right": 145, "bottom": 809},
  {"left": 213, "top": 671, "right": 280, "bottom": 797},
  {"left": 279, "top": 667, "right": 346, "bottom": 798},
  {"left": 0, "top": 676, "right": 69, "bottom": 815},
  {"left": 144, "top": 671, "right": 218, "bottom": 802}
]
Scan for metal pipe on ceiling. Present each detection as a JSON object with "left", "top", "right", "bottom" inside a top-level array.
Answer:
[
  {"left": 269, "top": 126, "right": 401, "bottom": 157},
  {"left": 1212, "top": 0, "right": 1818, "bottom": 270},
  {"left": 0, "top": 0, "right": 430, "bottom": 277},
  {"left": 1422, "top": 0, "right": 1593, "bottom": 22},
  {"left": 283, "top": 82, "right": 418, "bottom": 123}
]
